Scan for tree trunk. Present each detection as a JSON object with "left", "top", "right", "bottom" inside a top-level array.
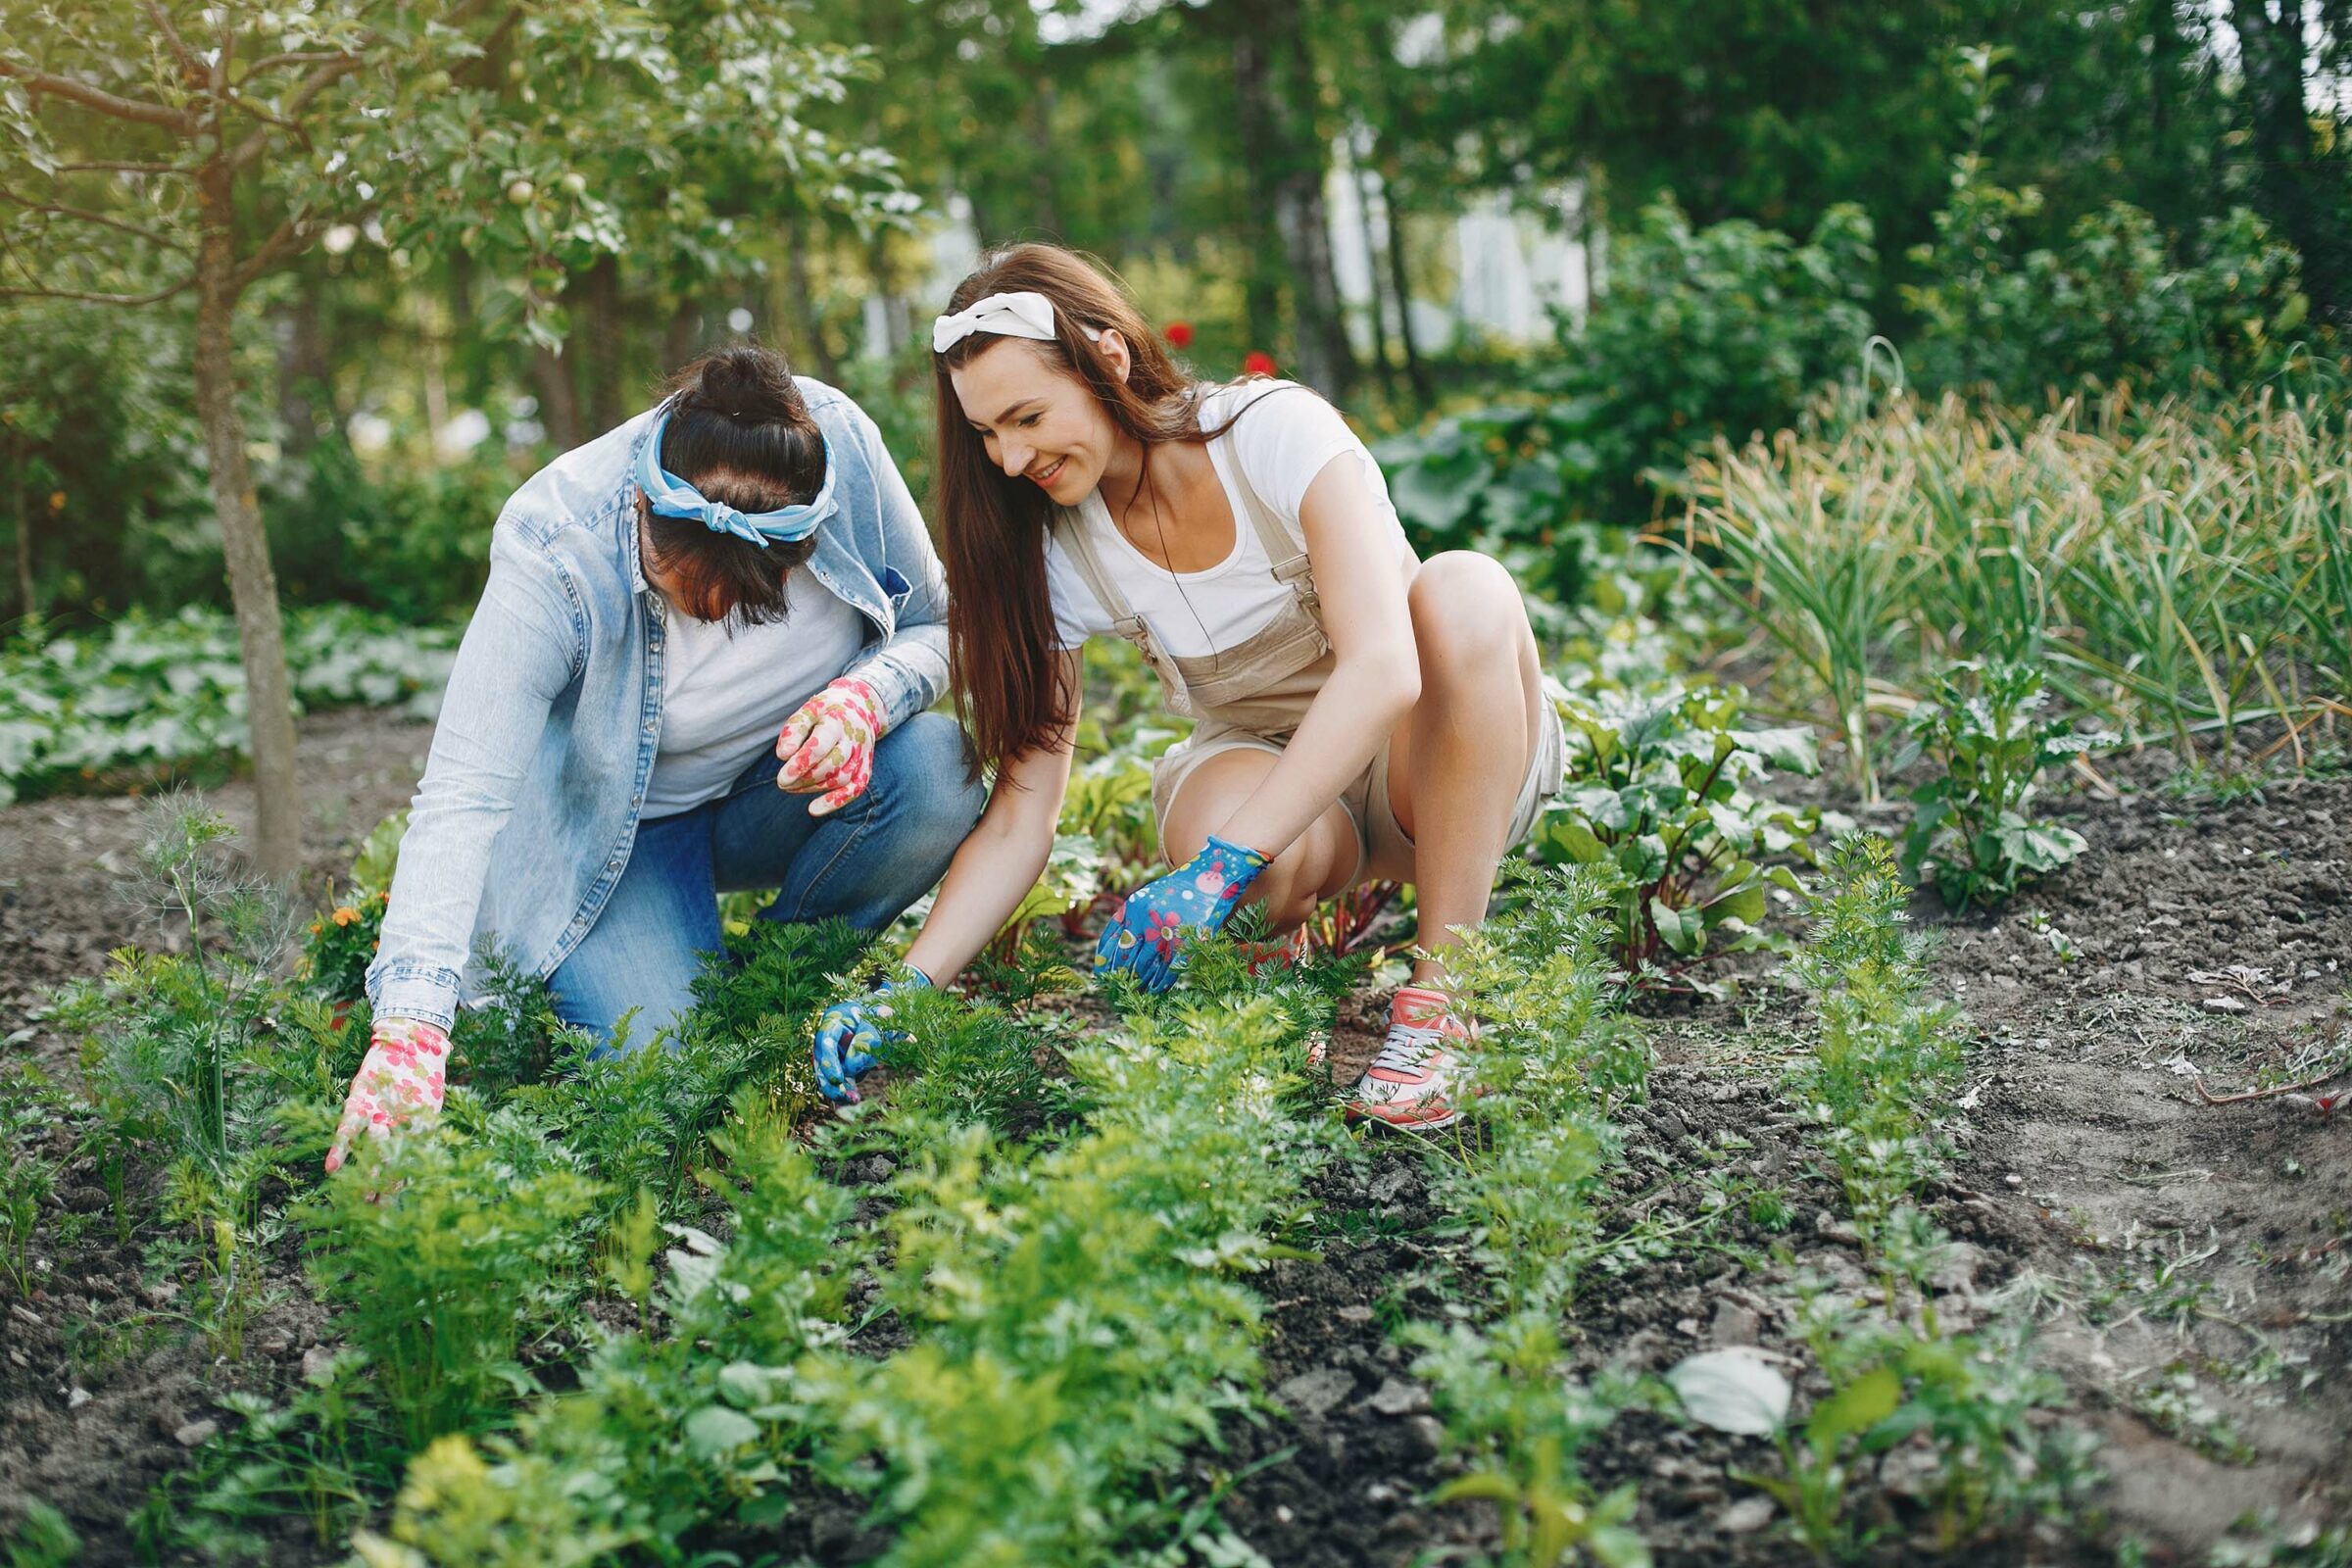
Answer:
[
  {"left": 275, "top": 268, "right": 332, "bottom": 459},
  {"left": 1232, "top": 1, "right": 1355, "bottom": 400},
  {"left": 1229, "top": 29, "right": 1287, "bottom": 362},
  {"left": 663, "top": 296, "right": 702, "bottom": 368},
  {"left": 2230, "top": 0, "right": 2336, "bottom": 316},
  {"left": 532, "top": 343, "right": 582, "bottom": 451},
  {"left": 1382, "top": 181, "right": 1432, "bottom": 407},
  {"left": 10, "top": 434, "right": 32, "bottom": 623},
  {"left": 1027, "top": 79, "right": 1064, "bottom": 236},
  {"left": 1351, "top": 155, "right": 1396, "bottom": 403},
  {"left": 781, "top": 220, "right": 844, "bottom": 383},
  {"left": 582, "top": 253, "right": 626, "bottom": 434},
  {"left": 195, "top": 163, "right": 302, "bottom": 880}
]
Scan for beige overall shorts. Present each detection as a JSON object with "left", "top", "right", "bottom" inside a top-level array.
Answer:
[{"left": 1053, "top": 437, "right": 1566, "bottom": 885}]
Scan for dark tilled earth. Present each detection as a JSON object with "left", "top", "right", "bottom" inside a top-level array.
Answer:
[{"left": 2, "top": 709, "right": 2347, "bottom": 1565}]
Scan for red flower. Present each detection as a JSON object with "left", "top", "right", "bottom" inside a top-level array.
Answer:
[
  {"left": 1164, "top": 320, "right": 1195, "bottom": 349},
  {"left": 1242, "top": 351, "right": 1277, "bottom": 377}
]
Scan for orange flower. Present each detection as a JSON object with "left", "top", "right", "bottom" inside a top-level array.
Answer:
[{"left": 331, "top": 906, "right": 359, "bottom": 926}]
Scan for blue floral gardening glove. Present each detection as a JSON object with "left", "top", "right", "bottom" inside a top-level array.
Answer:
[
  {"left": 1093, "top": 834, "right": 1270, "bottom": 993},
  {"left": 813, "top": 967, "right": 932, "bottom": 1103}
]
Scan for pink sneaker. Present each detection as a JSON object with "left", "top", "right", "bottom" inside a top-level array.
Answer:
[{"left": 1346, "top": 987, "right": 1472, "bottom": 1132}]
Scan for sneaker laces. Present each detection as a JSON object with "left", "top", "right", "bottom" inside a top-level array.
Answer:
[{"left": 1370, "top": 1020, "right": 1453, "bottom": 1076}]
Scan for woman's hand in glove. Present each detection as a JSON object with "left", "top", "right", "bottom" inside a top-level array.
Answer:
[
  {"left": 1093, "top": 834, "right": 1268, "bottom": 993},
  {"left": 775, "top": 678, "right": 883, "bottom": 817},
  {"left": 812, "top": 967, "right": 931, "bottom": 1102},
  {"left": 324, "top": 1015, "right": 451, "bottom": 1174}
]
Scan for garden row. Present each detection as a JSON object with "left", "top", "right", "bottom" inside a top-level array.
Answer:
[{"left": 2, "top": 759, "right": 2103, "bottom": 1566}]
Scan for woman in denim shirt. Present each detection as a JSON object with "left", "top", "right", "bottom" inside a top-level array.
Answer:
[{"left": 325, "top": 348, "right": 985, "bottom": 1171}]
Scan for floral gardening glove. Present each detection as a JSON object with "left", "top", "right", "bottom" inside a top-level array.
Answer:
[
  {"left": 324, "top": 1016, "right": 450, "bottom": 1174},
  {"left": 1094, "top": 834, "right": 1269, "bottom": 993},
  {"left": 813, "top": 967, "right": 931, "bottom": 1103},
  {"left": 775, "top": 677, "right": 883, "bottom": 818}
]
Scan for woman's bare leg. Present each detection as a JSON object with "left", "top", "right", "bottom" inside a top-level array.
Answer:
[
  {"left": 1160, "top": 747, "right": 1359, "bottom": 932},
  {"left": 1377, "top": 551, "right": 1544, "bottom": 988}
]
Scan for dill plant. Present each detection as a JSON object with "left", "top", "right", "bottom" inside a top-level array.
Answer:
[{"left": 51, "top": 795, "right": 325, "bottom": 1351}]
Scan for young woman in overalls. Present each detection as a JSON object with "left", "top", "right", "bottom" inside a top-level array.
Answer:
[{"left": 815, "top": 244, "right": 1563, "bottom": 1131}]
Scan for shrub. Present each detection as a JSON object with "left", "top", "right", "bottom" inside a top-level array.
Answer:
[
  {"left": 0, "top": 606, "right": 458, "bottom": 805},
  {"left": 1377, "top": 197, "right": 1877, "bottom": 558},
  {"left": 1903, "top": 167, "right": 2318, "bottom": 400}
]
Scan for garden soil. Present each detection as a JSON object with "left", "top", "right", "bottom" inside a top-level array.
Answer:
[{"left": 2, "top": 709, "right": 2346, "bottom": 1565}]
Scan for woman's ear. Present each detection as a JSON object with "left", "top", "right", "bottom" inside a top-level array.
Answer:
[{"left": 1096, "top": 327, "right": 1133, "bottom": 385}]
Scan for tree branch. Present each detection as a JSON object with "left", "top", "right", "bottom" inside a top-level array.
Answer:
[
  {"left": 137, "top": 0, "right": 200, "bottom": 80},
  {"left": 0, "top": 57, "right": 195, "bottom": 133},
  {"left": 232, "top": 211, "right": 313, "bottom": 290},
  {"left": 226, "top": 54, "right": 359, "bottom": 171},
  {"left": 0, "top": 274, "right": 196, "bottom": 306},
  {"left": 0, "top": 187, "right": 189, "bottom": 252},
  {"left": 58, "top": 160, "right": 191, "bottom": 174},
  {"left": 222, "top": 87, "right": 306, "bottom": 139}
]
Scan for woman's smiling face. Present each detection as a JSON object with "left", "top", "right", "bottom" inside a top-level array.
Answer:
[{"left": 949, "top": 336, "right": 1132, "bottom": 506}]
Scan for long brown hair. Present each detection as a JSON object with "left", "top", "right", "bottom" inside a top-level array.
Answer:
[{"left": 933, "top": 243, "right": 1222, "bottom": 772}]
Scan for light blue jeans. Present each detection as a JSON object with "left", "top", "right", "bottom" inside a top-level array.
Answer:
[{"left": 547, "top": 712, "right": 985, "bottom": 1047}]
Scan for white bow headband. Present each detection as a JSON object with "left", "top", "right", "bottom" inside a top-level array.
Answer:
[{"left": 931, "top": 290, "right": 1102, "bottom": 355}]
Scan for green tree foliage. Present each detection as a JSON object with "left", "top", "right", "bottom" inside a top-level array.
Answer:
[{"left": 0, "top": 0, "right": 893, "bottom": 870}]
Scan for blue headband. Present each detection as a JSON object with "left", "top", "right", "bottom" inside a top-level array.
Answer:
[{"left": 635, "top": 405, "right": 837, "bottom": 549}]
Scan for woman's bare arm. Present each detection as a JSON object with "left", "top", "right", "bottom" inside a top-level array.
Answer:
[{"left": 902, "top": 649, "right": 1084, "bottom": 985}]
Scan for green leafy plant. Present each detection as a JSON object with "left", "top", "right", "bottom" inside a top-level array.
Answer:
[
  {"left": 0, "top": 606, "right": 458, "bottom": 803},
  {"left": 1414, "top": 1316, "right": 1649, "bottom": 1568},
  {"left": 1785, "top": 836, "right": 1965, "bottom": 1246},
  {"left": 1896, "top": 661, "right": 2110, "bottom": 908},
  {"left": 0, "top": 1147, "right": 49, "bottom": 1299},
  {"left": 1, "top": 1499, "right": 80, "bottom": 1568},
  {"left": 1530, "top": 684, "right": 1820, "bottom": 988},
  {"left": 1733, "top": 1298, "right": 2081, "bottom": 1562},
  {"left": 300, "top": 890, "right": 391, "bottom": 1005},
  {"left": 132, "top": 1353, "right": 395, "bottom": 1560},
  {"left": 1395, "top": 866, "right": 1656, "bottom": 1566},
  {"left": 299, "top": 1106, "right": 603, "bottom": 1450},
  {"left": 51, "top": 796, "right": 332, "bottom": 1349}
]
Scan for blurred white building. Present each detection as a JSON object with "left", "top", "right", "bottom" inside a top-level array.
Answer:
[{"left": 858, "top": 158, "right": 1592, "bottom": 363}]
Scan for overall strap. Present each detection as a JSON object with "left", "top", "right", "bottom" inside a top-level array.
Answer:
[
  {"left": 1050, "top": 505, "right": 1194, "bottom": 709},
  {"left": 1210, "top": 434, "right": 1322, "bottom": 621}
]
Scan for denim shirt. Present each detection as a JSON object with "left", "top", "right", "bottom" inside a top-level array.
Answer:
[{"left": 366, "top": 379, "right": 952, "bottom": 1030}]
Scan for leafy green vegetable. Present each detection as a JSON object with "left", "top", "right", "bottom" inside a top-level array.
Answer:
[
  {"left": 1895, "top": 661, "right": 2112, "bottom": 908},
  {"left": 1531, "top": 683, "right": 1820, "bottom": 988}
]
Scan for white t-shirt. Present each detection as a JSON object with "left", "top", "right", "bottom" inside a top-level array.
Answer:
[
  {"left": 642, "top": 571, "right": 867, "bottom": 817},
  {"left": 1043, "top": 381, "right": 1416, "bottom": 656}
]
